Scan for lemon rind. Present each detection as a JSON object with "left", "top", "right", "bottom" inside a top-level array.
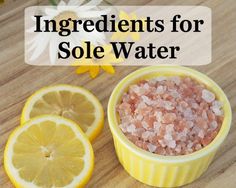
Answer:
[
  {"left": 21, "top": 84, "right": 104, "bottom": 142},
  {"left": 4, "top": 115, "right": 94, "bottom": 188}
]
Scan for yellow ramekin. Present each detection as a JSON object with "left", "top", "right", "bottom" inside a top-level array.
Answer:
[{"left": 107, "top": 66, "right": 232, "bottom": 187}]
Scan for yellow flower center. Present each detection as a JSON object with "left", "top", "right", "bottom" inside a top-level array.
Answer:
[{"left": 54, "top": 11, "right": 78, "bottom": 31}]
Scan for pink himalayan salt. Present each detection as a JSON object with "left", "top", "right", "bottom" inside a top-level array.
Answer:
[{"left": 117, "top": 76, "right": 224, "bottom": 156}]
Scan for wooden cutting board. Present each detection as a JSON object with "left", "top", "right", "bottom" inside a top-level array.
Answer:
[{"left": 0, "top": 0, "right": 236, "bottom": 187}]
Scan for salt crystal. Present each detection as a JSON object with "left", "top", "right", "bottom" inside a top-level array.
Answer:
[
  {"left": 192, "top": 102, "right": 199, "bottom": 109},
  {"left": 142, "top": 131, "right": 155, "bottom": 141},
  {"left": 153, "top": 122, "right": 161, "bottom": 132},
  {"left": 119, "top": 124, "right": 127, "bottom": 133},
  {"left": 130, "top": 95, "right": 135, "bottom": 100},
  {"left": 210, "top": 121, "right": 218, "bottom": 130},
  {"left": 202, "top": 110, "right": 208, "bottom": 120},
  {"left": 182, "top": 128, "right": 188, "bottom": 136},
  {"left": 141, "top": 131, "right": 150, "bottom": 140},
  {"left": 143, "top": 83, "right": 150, "bottom": 90},
  {"left": 156, "top": 85, "right": 165, "bottom": 94},
  {"left": 211, "top": 101, "right": 223, "bottom": 116},
  {"left": 187, "top": 148, "right": 193, "bottom": 153},
  {"left": 186, "top": 121, "right": 194, "bottom": 129},
  {"left": 147, "top": 143, "right": 157, "bottom": 153},
  {"left": 130, "top": 85, "right": 140, "bottom": 94},
  {"left": 126, "top": 124, "right": 136, "bottom": 133},
  {"left": 155, "top": 76, "right": 167, "bottom": 82},
  {"left": 170, "top": 76, "right": 181, "bottom": 85},
  {"left": 198, "top": 130, "right": 205, "bottom": 138},
  {"left": 133, "top": 128, "right": 145, "bottom": 137},
  {"left": 122, "top": 93, "right": 129, "bottom": 102},
  {"left": 136, "top": 114, "right": 143, "bottom": 121},
  {"left": 176, "top": 105, "right": 184, "bottom": 113},
  {"left": 212, "top": 101, "right": 223, "bottom": 108},
  {"left": 195, "top": 144, "right": 202, "bottom": 150},
  {"left": 170, "top": 89, "right": 180, "bottom": 98},
  {"left": 121, "top": 115, "right": 133, "bottom": 123},
  {"left": 141, "top": 96, "right": 153, "bottom": 105},
  {"left": 163, "top": 101, "right": 175, "bottom": 110},
  {"left": 202, "top": 89, "right": 215, "bottom": 103},
  {"left": 137, "top": 102, "right": 147, "bottom": 110},
  {"left": 211, "top": 106, "right": 223, "bottom": 116},
  {"left": 177, "top": 129, "right": 188, "bottom": 141},
  {"left": 155, "top": 99, "right": 164, "bottom": 108},
  {"left": 166, "top": 124, "right": 174, "bottom": 133},
  {"left": 154, "top": 111, "right": 162, "bottom": 122},
  {"left": 190, "top": 129, "right": 199, "bottom": 139},
  {"left": 164, "top": 133, "right": 173, "bottom": 141},
  {"left": 158, "top": 140, "right": 167, "bottom": 147},
  {"left": 187, "top": 142, "right": 193, "bottom": 149},
  {"left": 175, "top": 145, "right": 181, "bottom": 153},
  {"left": 131, "top": 85, "right": 146, "bottom": 96},
  {"left": 142, "top": 121, "right": 150, "bottom": 130},
  {"left": 148, "top": 79, "right": 157, "bottom": 85},
  {"left": 117, "top": 76, "right": 222, "bottom": 156},
  {"left": 162, "top": 113, "right": 176, "bottom": 124},
  {"left": 168, "top": 140, "right": 176, "bottom": 149},
  {"left": 180, "top": 101, "right": 188, "bottom": 108},
  {"left": 183, "top": 108, "right": 194, "bottom": 120}
]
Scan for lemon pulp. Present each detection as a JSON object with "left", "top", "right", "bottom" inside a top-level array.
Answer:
[
  {"left": 5, "top": 115, "right": 94, "bottom": 188},
  {"left": 21, "top": 85, "right": 104, "bottom": 141},
  {"left": 30, "top": 91, "right": 95, "bottom": 132}
]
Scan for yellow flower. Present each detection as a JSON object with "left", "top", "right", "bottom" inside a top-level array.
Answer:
[
  {"left": 73, "top": 44, "right": 123, "bottom": 78},
  {"left": 111, "top": 11, "right": 145, "bottom": 41}
]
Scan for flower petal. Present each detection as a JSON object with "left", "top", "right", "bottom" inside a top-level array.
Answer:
[
  {"left": 101, "top": 54, "right": 124, "bottom": 64},
  {"left": 131, "top": 32, "right": 140, "bottom": 41},
  {"left": 76, "top": 66, "right": 90, "bottom": 74},
  {"left": 58, "top": 0, "right": 66, "bottom": 6},
  {"left": 130, "top": 12, "right": 137, "bottom": 19},
  {"left": 29, "top": 33, "right": 51, "bottom": 61},
  {"left": 68, "top": 0, "right": 85, "bottom": 6},
  {"left": 111, "top": 32, "right": 119, "bottom": 41},
  {"left": 103, "top": 45, "right": 112, "bottom": 54},
  {"left": 79, "top": 29, "right": 106, "bottom": 45},
  {"left": 44, "top": 8, "right": 58, "bottom": 17},
  {"left": 49, "top": 34, "right": 59, "bottom": 64},
  {"left": 89, "top": 66, "right": 100, "bottom": 78},
  {"left": 119, "top": 10, "right": 130, "bottom": 20},
  {"left": 81, "top": 0, "right": 103, "bottom": 7},
  {"left": 26, "top": 26, "right": 37, "bottom": 33},
  {"left": 76, "top": 9, "right": 111, "bottom": 18},
  {"left": 101, "top": 65, "right": 115, "bottom": 74}
]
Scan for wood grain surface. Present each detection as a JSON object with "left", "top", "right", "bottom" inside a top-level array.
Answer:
[{"left": 0, "top": 0, "right": 236, "bottom": 187}]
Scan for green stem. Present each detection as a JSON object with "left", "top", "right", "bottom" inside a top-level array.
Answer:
[{"left": 49, "top": 0, "right": 58, "bottom": 5}]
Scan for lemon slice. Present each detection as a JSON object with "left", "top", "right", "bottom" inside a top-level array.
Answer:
[
  {"left": 4, "top": 115, "right": 94, "bottom": 188},
  {"left": 21, "top": 84, "right": 104, "bottom": 141}
]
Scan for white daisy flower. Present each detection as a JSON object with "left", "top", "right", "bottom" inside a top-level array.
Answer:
[{"left": 26, "top": 0, "right": 110, "bottom": 64}]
